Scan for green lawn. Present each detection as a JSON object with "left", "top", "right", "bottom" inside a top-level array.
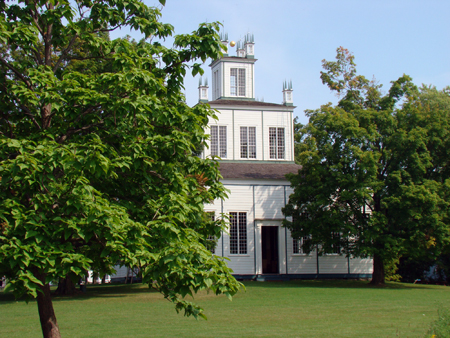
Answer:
[{"left": 1, "top": 280, "right": 448, "bottom": 337}]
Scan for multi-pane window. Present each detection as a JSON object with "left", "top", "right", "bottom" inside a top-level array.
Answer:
[
  {"left": 269, "top": 127, "right": 285, "bottom": 159},
  {"left": 210, "top": 125, "right": 227, "bottom": 158},
  {"left": 229, "top": 212, "right": 247, "bottom": 254},
  {"left": 330, "top": 232, "right": 341, "bottom": 254},
  {"left": 230, "top": 68, "right": 245, "bottom": 96},
  {"left": 207, "top": 212, "right": 216, "bottom": 254},
  {"left": 240, "top": 127, "right": 256, "bottom": 158},
  {"left": 292, "top": 212, "right": 310, "bottom": 254},
  {"left": 293, "top": 236, "right": 311, "bottom": 254},
  {"left": 201, "top": 88, "right": 207, "bottom": 100}
]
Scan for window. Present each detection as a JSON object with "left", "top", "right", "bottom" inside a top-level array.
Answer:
[
  {"left": 213, "top": 70, "right": 219, "bottom": 99},
  {"left": 210, "top": 125, "right": 227, "bottom": 158},
  {"left": 269, "top": 127, "right": 285, "bottom": 159},
  {"left": 229, "top": 212, "right": 247, "bottom": 254},
  {"left": 240, "top": 127, "right": 256, "bottom": 158},
  {"left": 292, "top": 212, "right": 310, "bottom": 254},
  {"left": 207, "top": 212, "right": 216, "bottom": 254},
  {"left": 330, "top": 232, "right": 341, "bottom": 254},
  {"left": 230, "top": 68, "right": 245, "bottom": 96},
  {"left": 293, "top": 236, "right": 311, "bottom": 255},
  {"left": 200, "top": 87, "right": 208, "bottom": 101}
]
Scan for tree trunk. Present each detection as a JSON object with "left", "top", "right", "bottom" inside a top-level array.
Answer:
[
  {"left": 55, "top": 275, "right": 76, "bottom": 295},
  {"left": 125, "top": 267, "right": 130, "bottom": 284},
  {"left": 370, "top": 253, "right": 385, "bottom": 285},
  {"left": 36, "top": 277, "right": 61, "bottom": 338}
]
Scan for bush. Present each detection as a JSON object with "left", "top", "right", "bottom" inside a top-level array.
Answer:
[
  {"left": 425, "top": 307, "right": 450, "bottom": 338},
  {"left": 385, "top": 257, "right": 402, "bottom": 282}
]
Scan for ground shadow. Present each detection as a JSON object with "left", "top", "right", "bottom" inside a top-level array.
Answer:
[
  {"left": 0, "top": 283, "right": 158, "bottom": 304},
  {"left": 241, "top": 279, "right": 448, "bottom": 290}
]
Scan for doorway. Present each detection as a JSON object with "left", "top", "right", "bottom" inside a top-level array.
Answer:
[{"left": 261, "top": 226, "right": 279, "bottom": 274}]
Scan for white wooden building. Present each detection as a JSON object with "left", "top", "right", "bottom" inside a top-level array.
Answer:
[{"left": 198, "top": 34, "right": 373, "bottom": 280}]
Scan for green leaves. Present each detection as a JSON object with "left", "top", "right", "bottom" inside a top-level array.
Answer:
[
  {"left": 285, "top": 48, "right": 450, "bottom": 283},
  {"left": 0, "top": 0, "right": 240, "bottom": 329}
]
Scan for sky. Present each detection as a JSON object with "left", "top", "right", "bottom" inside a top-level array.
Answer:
[{"left": 111, "top": 0, "right": 450, "bottom": 125}]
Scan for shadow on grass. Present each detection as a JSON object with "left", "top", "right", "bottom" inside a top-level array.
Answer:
[
  {"left": 1, "top": 279, "right": 446, "bottom": 305},
  {"left": 0, "top": 283, "right": 157, "bottom": 304},
  {"left": 241, "top": 279, "right": 447, "bottom": 290}
]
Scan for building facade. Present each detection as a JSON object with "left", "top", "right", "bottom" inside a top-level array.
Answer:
[{"left": 199, "top": 34, "right": 373, "bottom": 280}]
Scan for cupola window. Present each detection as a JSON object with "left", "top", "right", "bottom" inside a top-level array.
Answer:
[{"left": 230, "top": 68, "right": 246, "bottom": 96}]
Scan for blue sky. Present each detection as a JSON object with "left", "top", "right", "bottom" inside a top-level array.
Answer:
[{"left": 112, "top": 0, "right": 450, "bottom": 125}]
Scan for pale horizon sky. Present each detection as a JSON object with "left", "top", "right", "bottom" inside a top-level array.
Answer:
[{"left": 112, "top": 0, "right": 450, "bottom": 125}]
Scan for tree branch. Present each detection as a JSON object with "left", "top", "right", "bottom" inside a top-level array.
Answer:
[
  {"left": 0, "top": 57, "right": 33, "bottom": 90},
  {"left": 0, "top": 82, "right": 42, "bottom": 130},
  {"left": 147, "top": 170, "right": 167, "bottom": 182},
  {"left": 30, "top": 0, "right": 44, "bottom": 36},
  {"left": 53, "top": 34, "right": 79, "bottom": 72},
  {"left": 31, "top": 47, "right": 44, "bottom": 65},
  {"left": 43, "top": 2, "right": 54, "bottom": 67},
  {"left": 20, "top": 105, "right": 42, "bottom": 130},
  {"left": 69, "top": 55, "right": 114, "bottom": 61},
  {"left": 57, "top": 119, "right": 107, "bottom": 143}
]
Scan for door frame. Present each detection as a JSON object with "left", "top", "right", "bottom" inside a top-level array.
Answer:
[{"left": 255, "top": 220, "right": 286, "bottom": 275}]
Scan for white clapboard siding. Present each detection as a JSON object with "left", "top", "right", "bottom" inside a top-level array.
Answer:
[
  {"left": 234, "top": 110, "right": 263, "bottom": 160},
  {"left": 220, "top": 184, "right": 255, "bottom": 274},
  {"left": 110, "top": 265, "right": 129, "bottom": 279},
  {"left": 205, "top": 113, "right": 233, "bottom": 159},
  {"left": 211, "top": 63, "right": 222, "bottom": 100},
  {"left": 206, "top": 109, "right": 293, "bottom": 162},
  {"left": 262, "top": 110, "right": 293, "bottom": 161},
  {"left": 204, "top": 197, "right": 222, "bottom": 258},
  {"left": 349, "top": 257, "right": 374, "bottom": 274},
  {"left": 286, "top": 229, "right": 318, "bottom": 274},
  {"left": 222, "top": 63, "right": 254, "bottom": 99},
  {"left": 288, "top": 254, "right": 318, "bottom": 274},
  {"left": 318, "top": 255, "right": 349, "bottom": 274},
  {"left": 255, "top": 185, "right": 286, "bottom": 219}
]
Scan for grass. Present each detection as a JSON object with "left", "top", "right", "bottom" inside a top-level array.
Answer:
[
  {"left": 1, "top": 280, "right": 449, "bottom": 337},
  {"left": 424, "top": 306, "right": 450, "bottom": 338}
]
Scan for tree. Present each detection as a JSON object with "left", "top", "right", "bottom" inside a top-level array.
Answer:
[
  {"left": 0, "top": 1, "right": 241, "bottom": 337},
  {"left": 283, "top": 47, "right": 450, "bottom": 285}
]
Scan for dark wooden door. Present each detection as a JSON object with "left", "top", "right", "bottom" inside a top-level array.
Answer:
[{"left": 262, "top": 226, "right": 279, "bottom": 274}]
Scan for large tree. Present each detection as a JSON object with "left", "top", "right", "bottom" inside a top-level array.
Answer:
[
  {"left": 283, "top": 47, "right": 450, "bottom": 285},
  {"left": 0, "top": 1, "right": 241, "bottom": 337}
]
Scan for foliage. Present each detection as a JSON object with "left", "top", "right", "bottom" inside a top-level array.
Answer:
[
  {"left": 284, "top": 47, "right": 450, "bottom": 285},
  {"left": 425, "top": 307, "right": 450, "bottom": 338},
  {"left": 0, "top": 0, "right": 241, "bottom": 336},
  {"left": 384, "top": 257, "right": 401, "bottom": 282},
  {"left": 397, "top": 244, "right": 450, "bottom": 283}
]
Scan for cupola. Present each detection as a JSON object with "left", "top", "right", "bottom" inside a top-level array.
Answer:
[
  {"left": 282, "top": 80, "right": 293, "bottom": 106},
  {"left": 244, "top": 33, "right": 255, "bottom": 59},
  {"left": 198, "top": 77, "right": 209, "bottom": 103},
  {"left": 220, "top": 32, "right": 229, "bottom": 57},
  {"left": 236, "top": 41, "right": 246, "bottom": 58}
]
